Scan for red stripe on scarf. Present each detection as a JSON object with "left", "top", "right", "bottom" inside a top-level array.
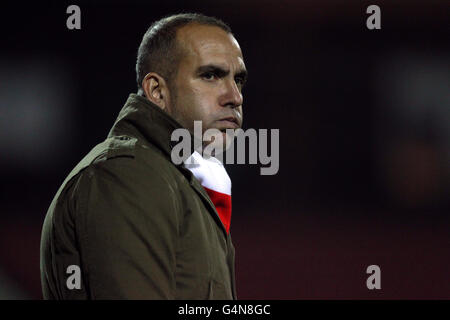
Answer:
[{"left": 203, "top": 186, "right": 232, "bottom": 234}]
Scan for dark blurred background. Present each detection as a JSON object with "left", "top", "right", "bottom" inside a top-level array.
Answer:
[{"left": 0, "top": 0, "right": 449, "bottom": 299}]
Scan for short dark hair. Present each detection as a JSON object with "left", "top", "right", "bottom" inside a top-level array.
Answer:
[{"left": 136, "top": 13, "right": 232, "bottom": 93}]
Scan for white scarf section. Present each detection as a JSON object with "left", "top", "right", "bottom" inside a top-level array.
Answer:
[
  {"left": 183, "top": 151, "right": 231, "bottom": 196},
  {"left": 183, "top": 151, "right": 233, "bottom": 233}
]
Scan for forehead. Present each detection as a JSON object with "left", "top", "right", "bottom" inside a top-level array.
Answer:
[{"left": 176, "top": 24, "right": 245, "bottom": 69}]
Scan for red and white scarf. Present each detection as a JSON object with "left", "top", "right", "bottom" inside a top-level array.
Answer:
[{"left": 183, "top": 151, "right": 232, "bottom": 234}]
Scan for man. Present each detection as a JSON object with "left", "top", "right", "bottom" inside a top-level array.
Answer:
[{"left": 40, "top": 13, "right": 247, "bottom": 299}]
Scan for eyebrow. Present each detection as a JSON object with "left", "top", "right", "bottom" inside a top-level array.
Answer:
[{"left": 196, "top": 64, "right": 248, "bottom": 83}]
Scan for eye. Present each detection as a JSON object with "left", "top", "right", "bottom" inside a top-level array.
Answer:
[
  {"left": 235, "top": 76, "right": 245, "bottom": 87},
  {"left": 202, "top": 72, "right": 217, "bottom": 81}
]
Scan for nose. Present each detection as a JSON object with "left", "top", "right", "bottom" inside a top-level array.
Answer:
[{"left": 220, "top": 78, "right": 243, "bottom": 108}]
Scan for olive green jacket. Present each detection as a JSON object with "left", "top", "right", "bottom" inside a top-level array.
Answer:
[{"left": 40, "top": 94, "right": 237, "bottom": 299}]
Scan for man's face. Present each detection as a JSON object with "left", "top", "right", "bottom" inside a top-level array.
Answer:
[{"left": 168, "top": 24, "right": 247, "bottom": 151}]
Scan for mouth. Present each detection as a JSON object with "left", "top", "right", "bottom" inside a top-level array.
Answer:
[{"left": 217, "top": 117, "right": 240, "bottom": 130}]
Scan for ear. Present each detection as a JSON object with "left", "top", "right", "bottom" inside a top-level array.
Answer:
[{"left": 141, "top": 72, "right": 171, "bottom": 111}]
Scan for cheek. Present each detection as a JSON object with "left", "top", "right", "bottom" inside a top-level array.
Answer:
[
  {"left": 191, "top": 87, "right": 218, "bottom": 123},
  {"left": 176, "top": 80, "right": 224, "bottom": 129},
  {"left": 174, "top": 87, "right": 211, "bottom": 128}
]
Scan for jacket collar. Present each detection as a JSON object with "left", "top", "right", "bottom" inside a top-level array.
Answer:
[
  {"left": 107, "top": 93, "right": 183, "bottom": 157},
  {"left": 107, "top": 94, "right": 229, "bottom": 238}
]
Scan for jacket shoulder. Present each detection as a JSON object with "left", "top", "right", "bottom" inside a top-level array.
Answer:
[
  {"left": 68, "top": 135, "right": 137, "bottom": 183},
  {"left": 45, "top": 135, "right": 138, "bottom": 216},
  {"left": 91, "top": 135, "right": 137, "bottom": 163}
]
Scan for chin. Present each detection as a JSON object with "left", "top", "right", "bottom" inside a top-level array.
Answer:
[{"left": 202, "top": 130, "right": 235, "bottom": 158}]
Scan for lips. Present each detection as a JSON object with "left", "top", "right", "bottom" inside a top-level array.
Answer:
[{"left": 217, "top": 117, "right": 240, "bottom": 129}]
